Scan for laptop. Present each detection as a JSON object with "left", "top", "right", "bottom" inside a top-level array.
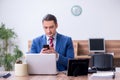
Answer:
[
  {"left": 67, "top": 59, "right": 89, "bottom": 76},
  {"left": 25, "top": 53, "right": 57, "bottom": 74}
]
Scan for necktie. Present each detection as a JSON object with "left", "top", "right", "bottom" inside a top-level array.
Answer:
[{"left": 49, "top": 37, "right": 54, "bottom": 47}]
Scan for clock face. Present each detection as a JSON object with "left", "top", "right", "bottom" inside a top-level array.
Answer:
[{"left": 71, "top": 5, "right": 82, "bottom": 16}]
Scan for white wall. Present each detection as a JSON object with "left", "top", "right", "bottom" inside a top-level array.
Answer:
[{"left": 0, "top": 0, "right": 120, "bottom": 54}]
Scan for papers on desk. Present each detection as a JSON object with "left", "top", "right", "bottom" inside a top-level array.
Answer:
[{"left": 91, "top": 71, "right": 115, "bottom": 78}]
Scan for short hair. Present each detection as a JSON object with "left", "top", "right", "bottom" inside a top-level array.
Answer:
[{"left": 42, "top": 14, "right": 57, "bottom": 24}]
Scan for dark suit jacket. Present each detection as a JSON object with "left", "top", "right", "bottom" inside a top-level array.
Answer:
[{"left": 30, "top": 33, "right": 74, "bottom": 71}]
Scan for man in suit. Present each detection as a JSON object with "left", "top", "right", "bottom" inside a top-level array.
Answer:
[{"left": 30, "top": 14, "right": 74, "bottom": 71}]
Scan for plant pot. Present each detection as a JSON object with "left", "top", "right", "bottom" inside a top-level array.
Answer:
[{"left": 15, "top": 63, "right": 28, "bottom": 76}]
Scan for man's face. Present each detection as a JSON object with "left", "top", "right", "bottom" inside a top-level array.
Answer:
[{"left": 43, "top": 20, "right": 58, "bottom": 37}]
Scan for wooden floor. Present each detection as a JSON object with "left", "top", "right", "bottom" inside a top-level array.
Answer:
[{"left": 1, "top": 71, "right": 120, "bottom": 80}]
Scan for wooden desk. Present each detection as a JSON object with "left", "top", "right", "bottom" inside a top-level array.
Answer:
[
  {"left": 75, "top": 55, "right": 120, "bottom": 59},
  {"left": 75, "top": 55, "right": 120, "bottom": 67},
  {"left": 1, "top": 71, "right": 120, "bottom": 80}
]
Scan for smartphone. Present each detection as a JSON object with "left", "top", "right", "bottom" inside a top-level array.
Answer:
[
  {"left": 43, "top": 45, "right": 49, "bottom": 49},
  {"left": 0, "top": 73, "right": 11, "bottom": 78}
]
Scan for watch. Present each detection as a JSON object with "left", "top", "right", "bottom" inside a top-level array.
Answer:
[{"left": 71, "top": 5, "right": 82, "bottom": 16}]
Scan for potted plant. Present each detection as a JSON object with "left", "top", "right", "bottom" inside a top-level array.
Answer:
[{"left": 0, "top": 23, "right": 23, "bottom": 71}]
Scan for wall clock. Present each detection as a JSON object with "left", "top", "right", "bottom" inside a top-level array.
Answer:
[{"left": 71, "top": 5, "right": 82, "bottom": 16}]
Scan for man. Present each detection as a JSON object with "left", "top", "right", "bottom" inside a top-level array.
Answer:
[{"left": 30, "top": 14, "right": 74, "bottom": 71}]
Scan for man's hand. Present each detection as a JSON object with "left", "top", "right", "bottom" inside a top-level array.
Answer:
[{"left": 40, "top": 47, "right": 58, "bottom": 58}]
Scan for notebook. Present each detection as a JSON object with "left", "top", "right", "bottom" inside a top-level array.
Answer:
[{"left": 25, "top": 53, "right": 57, "bottom": 74}]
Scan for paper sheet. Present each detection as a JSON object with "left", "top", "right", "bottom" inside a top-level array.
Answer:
[{"left": 91, "top": 71, "right": 115, "bottom": 78}]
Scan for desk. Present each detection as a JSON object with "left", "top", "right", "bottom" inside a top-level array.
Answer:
[
  {"left": 75, "top": 55, "right": 120, "bottom": 67},
  {"left": 1, "top": 71, "right": 120, "bottom": 80},
  {"left": 75, "top": 55, "right": 120, "bottom": 59}
]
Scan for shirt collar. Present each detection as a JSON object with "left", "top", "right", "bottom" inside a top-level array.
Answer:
[{"left": 46, "top": 32, "right": 57, "bottom": 41}]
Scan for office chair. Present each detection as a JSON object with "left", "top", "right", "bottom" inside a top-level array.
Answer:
[{"left": 91, "top": 53, "right": 115, "bottom": 71}]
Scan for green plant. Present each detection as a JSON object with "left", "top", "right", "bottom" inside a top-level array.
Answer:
[{"left": 0, "top": 23, "right": 23, "bottom": 71}]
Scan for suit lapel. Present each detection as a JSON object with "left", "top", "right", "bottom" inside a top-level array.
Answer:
[
  {"left": 56, "top": 34, "right": 61, "bottom": 52},
  {"left": 41, "top": 35, "right": 47, "bottom": 47}
]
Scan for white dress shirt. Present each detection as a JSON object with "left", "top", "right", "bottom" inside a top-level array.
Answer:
[{"left": 46, "top": 33, "right": 59, "bottom": 60}]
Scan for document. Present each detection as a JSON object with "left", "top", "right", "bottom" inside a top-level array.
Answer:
[{"left": 91, "top": 71, "right": 115, "bottom": 78}]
